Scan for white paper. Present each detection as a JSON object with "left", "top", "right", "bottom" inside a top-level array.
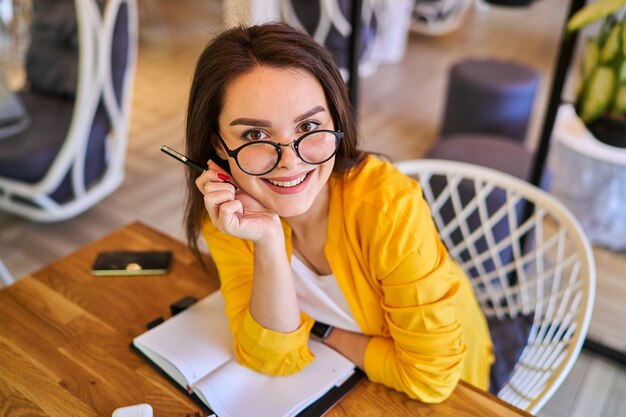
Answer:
[
  {"left": 133, "top": 292, "right": 356, "bottom": 417},
  {"left": 193, "top": 341, "right": 355, "bottom": 417},
  {"left": 133, "top": 292, "right": 233, "bottom": 386}
]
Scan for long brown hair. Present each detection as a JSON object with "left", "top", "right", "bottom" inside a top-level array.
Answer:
[{"left": 184, "top": 22, "right": 364, "bottom": 259}]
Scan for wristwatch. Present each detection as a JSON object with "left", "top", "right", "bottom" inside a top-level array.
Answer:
[{"left": 310, "top": 320, "right": 334, "bottom": 341}]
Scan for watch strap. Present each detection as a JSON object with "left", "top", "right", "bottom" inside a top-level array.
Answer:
[{"left": 311, "top": 320, "right": 333, "bottom": 340}]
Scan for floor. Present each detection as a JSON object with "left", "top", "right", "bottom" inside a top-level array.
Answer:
[{"left": 0, "top": 0, "right": 625, "bottom": 416}]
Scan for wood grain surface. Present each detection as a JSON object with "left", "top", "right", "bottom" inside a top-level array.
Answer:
[{"left": 0, "top": 222, "right": 530, "bottom": 417}]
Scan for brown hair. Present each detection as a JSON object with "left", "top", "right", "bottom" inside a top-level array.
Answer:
[{"left": 184, "top": 22, "right": 365, "bottom": 259}]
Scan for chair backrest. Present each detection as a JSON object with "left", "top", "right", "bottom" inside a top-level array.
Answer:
[
  {"left": 395, "top": 158, "right": 595, "bottom": 415},
  {"left": 281, "top": 0, "right": 381, "bottom": 80},
  {"left": 0, "top": 0, "right": 137, "bottom": 221}
]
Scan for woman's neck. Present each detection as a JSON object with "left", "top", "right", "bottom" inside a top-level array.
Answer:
[{"left": 285, "top": 184, "right": 331, "bottom": 275}]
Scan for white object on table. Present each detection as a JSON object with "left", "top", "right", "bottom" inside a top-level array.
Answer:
[{"left": 111, "top": 403, "right": 153, "bottom": 417}]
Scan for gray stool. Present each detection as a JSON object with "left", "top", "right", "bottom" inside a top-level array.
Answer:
[
  {"left": 440, "top": 59, "right": 540, "bottom": 143},
  {"left": 428, "top": 134, "right": 532, "bottom": 179},
  {"left": 427, "top": 133, "right": 550, "bottom": 189}
]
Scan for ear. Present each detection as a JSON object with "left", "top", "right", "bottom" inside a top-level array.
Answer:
[
  {"left": 215, "top": 144, "right": 228, "bottom": 160},
  {"left": 210, "top": 130, "right": 228, "bottom": 160},
  {"left": 208, "top": 140, "right": 231, "bottom": 174},
  {"left": 208, "top": 146, "right": 228, "bottom": 165}
]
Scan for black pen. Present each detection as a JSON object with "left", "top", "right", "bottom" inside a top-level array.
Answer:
[
  {"left": 160, "top": 145, "right": 238, "bottom": 191},
  {"left": 160, "top": 145, "right": 206, "bottom": 173}
]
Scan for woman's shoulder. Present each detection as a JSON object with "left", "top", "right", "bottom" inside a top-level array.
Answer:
[
  {"left": 331, "top": 155, "right": 423, "bottom": 214},
  {"left": 341, "top": 155, "right": 420, "bottom": 195}
]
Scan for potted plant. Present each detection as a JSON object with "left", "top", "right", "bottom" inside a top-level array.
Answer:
[{"left": 568, "top": 0, "right": 626, "bottom": 147}]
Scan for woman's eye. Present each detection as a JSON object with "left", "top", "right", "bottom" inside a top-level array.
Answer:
[
  {"left": 243, "top": 130, "right": 267, "bottom": 141},
  {"left": 300, "top": 121, "right": 320, "bottom": 133}
]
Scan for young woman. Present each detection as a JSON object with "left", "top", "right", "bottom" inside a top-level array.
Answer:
[{"left": 185, "top": 22, "right": 493, "bottom": 403}]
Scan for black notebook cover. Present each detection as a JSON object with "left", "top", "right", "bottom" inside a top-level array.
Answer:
[{"left": 130, "top": 342, "right": 365, "bottom": 417}]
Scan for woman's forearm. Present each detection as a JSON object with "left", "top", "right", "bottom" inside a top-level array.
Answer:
[{"left": 249, "top": 233, "right": 300, "bottom": 333}]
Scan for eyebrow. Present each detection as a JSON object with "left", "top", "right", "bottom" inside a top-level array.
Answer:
[
  {"left": 228, "top": 106, "right": 326, "bottom": 127},
  {"left": 229, "top": 117, "right": 271, "bottom": 127},
  {"left": 293, "top": 106, "right": 326, "bottom": 123}
]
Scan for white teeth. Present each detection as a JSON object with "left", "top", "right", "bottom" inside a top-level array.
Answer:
[{"left": 268, "top": 174, "right": 307, "bottom": 188}]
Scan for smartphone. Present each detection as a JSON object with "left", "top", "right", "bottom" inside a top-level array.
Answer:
[{"left": 91, "top": 250, "right": 172, "bottom": 276}]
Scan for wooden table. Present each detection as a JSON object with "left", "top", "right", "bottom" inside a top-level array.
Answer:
[{"left": 0, "top": 222, "right": 531, "bottom": 417}]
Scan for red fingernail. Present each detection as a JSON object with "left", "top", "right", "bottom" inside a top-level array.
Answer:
[{"left": 217, "top": 173, "right": 230, "bottom": 182}]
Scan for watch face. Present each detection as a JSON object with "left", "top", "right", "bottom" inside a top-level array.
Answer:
[{"left": 311, "top": 321, "right": 333, "bottom": 340}]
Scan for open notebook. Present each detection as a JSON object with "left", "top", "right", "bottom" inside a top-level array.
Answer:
[{"left": 131, "top": 292, "right": 363, "bottom": 417}]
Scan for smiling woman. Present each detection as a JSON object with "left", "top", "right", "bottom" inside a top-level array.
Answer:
[
  {"left": 214, "top": 66, "right": 338, "bottom": 217},
  {"left": 182, "top": 22, "right": 494, "bottom": 404}
]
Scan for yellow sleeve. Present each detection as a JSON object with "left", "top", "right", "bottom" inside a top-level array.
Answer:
[
  {"left": 201, "top": 219, "right": 315, "bottom": 375},
  {"left": 362, "top": 188, "right": 466, "bottom": 403}
]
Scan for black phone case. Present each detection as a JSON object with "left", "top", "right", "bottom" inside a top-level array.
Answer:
[{"left": 91, "top": 250, "right": 172, "bottom": 276}]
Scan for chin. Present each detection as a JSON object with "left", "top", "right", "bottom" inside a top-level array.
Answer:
[{"left": 266, "top": 198, "right": 314, "bottom": 218}]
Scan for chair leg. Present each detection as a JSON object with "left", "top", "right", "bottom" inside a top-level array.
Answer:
[{"left": 0, "top": 259, "right": 15, "bottom": 287}]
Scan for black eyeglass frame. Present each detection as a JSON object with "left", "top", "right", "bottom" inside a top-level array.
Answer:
[{"left": 216, "top": 129, "right": 344, "bottom": 176}]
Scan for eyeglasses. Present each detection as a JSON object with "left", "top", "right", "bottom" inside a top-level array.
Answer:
[{"left": 216, "top": 130, "right": 343, "bottom": 176}]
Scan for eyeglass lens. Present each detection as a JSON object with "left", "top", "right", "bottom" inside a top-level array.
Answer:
[{"left": 237, "top": 131, "right": 338, "bottom": 175}]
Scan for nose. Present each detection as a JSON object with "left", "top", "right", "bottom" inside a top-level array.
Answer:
[{"left": 276, "top": 140, "right": 301, "bottom": 169}]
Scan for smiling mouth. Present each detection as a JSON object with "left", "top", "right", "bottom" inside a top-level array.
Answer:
[{"left": 266, "top": 172, "right": 309, "bottom": 188}]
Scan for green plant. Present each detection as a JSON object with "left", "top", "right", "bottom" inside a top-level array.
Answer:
[{"left": 568, "top": 0, "right": 626, "bottom": 124}]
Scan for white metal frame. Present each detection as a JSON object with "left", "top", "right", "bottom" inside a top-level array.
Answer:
[
  {"left": 0, "top": 0, "right": 138, "bottom": 222},
  {"left": 0, "top": 259, "right": 14, "bottom": 287},
  {"left": 395, "top": 159, "right": 596, "bottom": 415}
]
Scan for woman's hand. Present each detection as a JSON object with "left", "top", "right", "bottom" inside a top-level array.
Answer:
[{"left": 196, "top": 161, "right": 282, "bottom": 242}]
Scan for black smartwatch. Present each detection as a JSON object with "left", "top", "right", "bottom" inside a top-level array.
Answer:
[{"left": 310, "top": 320, "right": 334, "bottom": 340}]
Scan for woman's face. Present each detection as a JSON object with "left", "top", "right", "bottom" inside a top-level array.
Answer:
[{"left": 217, "top": 66, "right": 335, "bottom": 218}]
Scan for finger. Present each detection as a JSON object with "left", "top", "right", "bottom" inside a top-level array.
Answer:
[
  {"left": 195, "top": 165, "right": 237, "bottom": 194},
  {"left": 203, "top": 187, "right": 236, "bottom": 221},
  {"left": 204, "top": 186, "right": 235, "bottom": 206},
  {"left": 196, "top": 171, "right": 235, "bottom": 197},
  {"left": 195, "top": 170, "right": 212, "bottom": 195},
  {"left": 216, "top": 199, "right": 245, "bottom": 231},
  {"left": 208, "top": 160, "right": 240, "bottom": 190}
]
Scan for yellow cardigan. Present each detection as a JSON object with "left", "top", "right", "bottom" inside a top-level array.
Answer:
[{"left": 201, "top": 156, "right": 494, "bottom": 403}]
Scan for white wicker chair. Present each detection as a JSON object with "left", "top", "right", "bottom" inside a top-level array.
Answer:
[
  {"left": 0, "top": 0, "right": 137, "bottom": 221},
  {"left": 395, "top": 159, "right": 595, "bottom": 415}
]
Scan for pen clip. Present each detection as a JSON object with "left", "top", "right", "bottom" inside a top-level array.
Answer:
[{"left": 160, "top": 145, "right": 187, "bottom": 162}]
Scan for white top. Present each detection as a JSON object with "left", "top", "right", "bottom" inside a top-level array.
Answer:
[{"left": 291, "top": 255, "right": 361, "bottom": 333}]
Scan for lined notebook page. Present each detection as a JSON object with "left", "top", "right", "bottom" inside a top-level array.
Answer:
[
  {"left": 193, "top": 341, "right": 355, "bottom": 417},
  {"left": 133, "top": 292, "right": 233, "bottom": 386}
]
